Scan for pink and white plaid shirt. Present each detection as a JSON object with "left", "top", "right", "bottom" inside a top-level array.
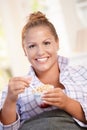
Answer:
[{"left": 0, "top": 55, "right": 87, "bottom": 130}]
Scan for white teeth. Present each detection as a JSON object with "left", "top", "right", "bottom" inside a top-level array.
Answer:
[{"left": 37, "top": 58, "right": 48, "bottom": 62}]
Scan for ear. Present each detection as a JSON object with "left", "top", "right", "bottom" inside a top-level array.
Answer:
[
  {"left": 22, "top": 44, "right": 27, "bottom": 56},
  {"left": 56, "top": 39, "right": 59, "bottom": 51},
  {"left": 24, "top": 48, "right": 27, "bottom": 56}
]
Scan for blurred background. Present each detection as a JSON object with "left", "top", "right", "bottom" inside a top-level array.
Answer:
[{"left": 0, "top": 0, "right": 87, "bottom": 94}]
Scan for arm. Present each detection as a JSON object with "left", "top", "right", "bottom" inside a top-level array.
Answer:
[
  {"left": 42, "top": 88, "right": 87, "bottom": 124},
  {"left": 0, "top": 76, "right": 31, "bottom": 125},
  {"left": 63, "top": 96, "right": 87, "bottom": 123},
  {"left": 0, "top": 97, "right": 17, "bottom": 124}
]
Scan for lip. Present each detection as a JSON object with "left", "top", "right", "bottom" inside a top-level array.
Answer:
[{"left": 36, "top": 57, "right": 49, "bottom": 63}]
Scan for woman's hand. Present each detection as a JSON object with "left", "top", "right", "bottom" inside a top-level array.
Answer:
[
  {"left": 42, "top": 88, "right": 70, "bottom": 110},
  {"left": 0, "top": 76, "right": 32, "bottom": 125},
  {"left": 7, "top": 76, "right": 32, "bottom": 103},
  {"left": 42, "top": 88, "right": 87, "bottom": 123}
]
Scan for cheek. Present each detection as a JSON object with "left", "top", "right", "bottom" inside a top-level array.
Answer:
[
  {"left": 26, "top": 51, "right": 35, "bottom": 61},
  {"left": 49, "top": 46, "right": 58, "bottom": 54}
]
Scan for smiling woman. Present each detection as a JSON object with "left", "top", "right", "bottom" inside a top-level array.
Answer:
[
  {"left": 22, "top": 25, "right": 58, "bottom": 75},
  {"left": 0, "top": 11, "right": 87, "bottom": 130}
]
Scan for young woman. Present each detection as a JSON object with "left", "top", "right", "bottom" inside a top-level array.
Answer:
[{"left": 0, "top": 11, "right": 87, "bottom": 130}]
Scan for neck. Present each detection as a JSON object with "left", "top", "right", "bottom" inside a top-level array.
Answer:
[{"left": 35, "top": 62, "right": 60, "bottom": 87}]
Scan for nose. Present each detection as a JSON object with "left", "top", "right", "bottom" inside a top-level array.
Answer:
[{"left": 37, "top": 45, "right": 45, "bottom": 55}]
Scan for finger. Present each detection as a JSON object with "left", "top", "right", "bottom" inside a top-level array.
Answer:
[
  {"left": 43, "top": 100, "right": 60, "bottom": 107},
  {"left": 17, "top": 88, "right": 26, "bottom": 94},
  {"left": 13, "top": 77, "right": 32, "bottom": 85},
  {"left": 42, "top": 92, "right": 59, "bottom": 98},
  {"left": 11, "top": 78, "right": 31, "bottom": 89},
  {"left": 44, "top": 88, "right": 62, "bottom": 94},
  {"left": 15, "top": 84, "right": 25, "bottom": 91},
  {"left": 12, "top": 89, "right": 25, "bottom": 96},
  {"left": 42, "top": 97, "right": 60, "bottom": 103},
  {"left": 42, "top": 100, "right": 53, "bottom": 105}
]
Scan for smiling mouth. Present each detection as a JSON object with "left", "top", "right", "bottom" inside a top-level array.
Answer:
[{"left": 36, "top": 57, "right": 48, "bottom": 62}]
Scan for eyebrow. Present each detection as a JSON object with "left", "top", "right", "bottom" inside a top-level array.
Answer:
[
  {"left": 27, "top": 38, "right": 52, "bottom": 44},
  {"left": 27, "top": 41, "right": 36, "bottom": 44},
  {"left": 43, "top": 38, "right": 52, "bottom": 42}
]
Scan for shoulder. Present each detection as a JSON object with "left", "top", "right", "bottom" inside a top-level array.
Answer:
[
  {"left": 58, "top": 55, "right": 69, "bottom": 72},
  {"left": 62, "top": 65, "right": 87, "bottom": 82},
  {"left": 67, "top": 65, "right": 87, "bottom": 76}
]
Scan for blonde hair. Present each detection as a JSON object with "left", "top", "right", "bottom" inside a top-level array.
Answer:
[{"left": 22, "top": 11, "right": 58, "bottom": 45}]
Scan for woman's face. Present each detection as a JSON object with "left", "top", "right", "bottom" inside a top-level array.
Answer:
[{"left": 23, "top": 26, "right": 59, "bottom": 73}]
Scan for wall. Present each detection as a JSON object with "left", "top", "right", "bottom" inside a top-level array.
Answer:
[{"left": 0, "top": 0, "right": 87, "bottom": 76}]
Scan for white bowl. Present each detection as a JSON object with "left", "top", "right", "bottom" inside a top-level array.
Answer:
[{"left": 34, "top": 84, "right": 54, "bottom": 108}]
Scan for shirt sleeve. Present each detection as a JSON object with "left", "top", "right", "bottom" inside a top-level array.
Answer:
[
  {"left": 0, "top": 86, "right": 21, "bottom": 130},
  {"left": 0, "top": 123, "right": 3, "bottom": 130},
  {"left": 75, "top": 66, "right": 87, "bottom": 127},
  {"left": 73, "top": 118, "right": 87, "bottom": 128},
  {"left": 0, "top": 113, "right": 20, "bottom": 130},
  {"left": 76, "top": 101, "right": 87, "bottom": 127},
  {"left": 62, "top": 65, "right": 87, "bottom": 127}
]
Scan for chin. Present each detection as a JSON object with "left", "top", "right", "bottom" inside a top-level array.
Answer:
[{"left": 37, "top": 67, "right": 50, "bottom": 72}]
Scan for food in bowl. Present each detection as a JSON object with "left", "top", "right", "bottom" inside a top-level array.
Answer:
[{"left": 33, "top": 84, "right": 54, "bottom": 108}]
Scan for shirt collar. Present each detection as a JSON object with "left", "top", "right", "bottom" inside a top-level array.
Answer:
[{"left": 28, "top": 55, "right": 68, "bottom": 85}]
